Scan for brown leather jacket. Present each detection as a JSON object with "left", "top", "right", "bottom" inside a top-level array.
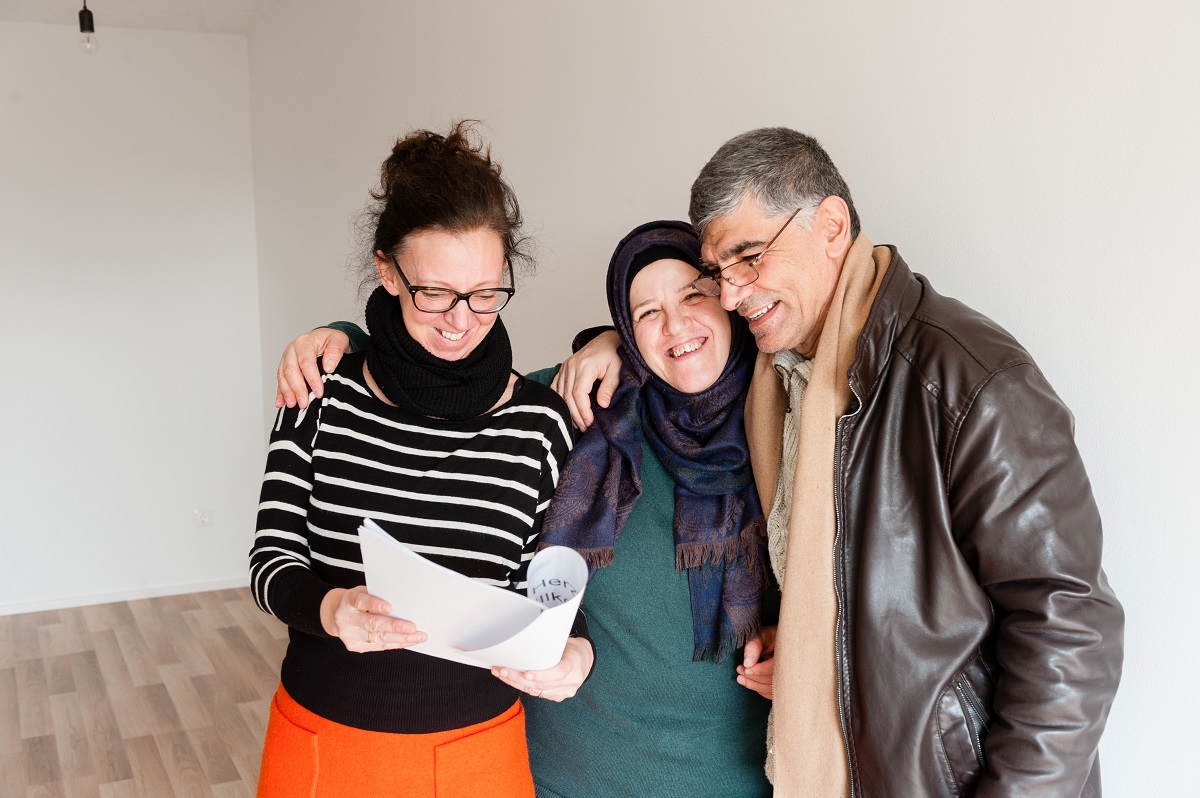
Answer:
[{"left": 745, "top": 247, "right": 1123, "bottom": 797}]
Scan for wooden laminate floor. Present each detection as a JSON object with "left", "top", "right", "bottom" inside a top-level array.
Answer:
[{"left": 0, "top": 588, "right": 288, "bottom": 797}]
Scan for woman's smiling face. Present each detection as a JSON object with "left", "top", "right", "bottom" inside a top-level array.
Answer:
[
  {"left": 629, "top": 258, "right": 732, "bottom": 394},
  {"left": 376, "top": 227, "right": 508, "bottom": 361}
]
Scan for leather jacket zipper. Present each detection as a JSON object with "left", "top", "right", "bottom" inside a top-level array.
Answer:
[
  {"left": 954, "top": 678, "right": 989, "bottom": 770},
  {"left": 833, "top": 382, "right": 863, "bottom": 795}
]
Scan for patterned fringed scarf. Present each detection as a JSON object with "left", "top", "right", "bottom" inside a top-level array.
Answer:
[{"left": 541, "top": 220, "right": 768, "bottom": 662}]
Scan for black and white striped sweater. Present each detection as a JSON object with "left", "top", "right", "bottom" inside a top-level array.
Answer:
[{"left": 250, "top": 351, "right": 574, "bottom": 732}]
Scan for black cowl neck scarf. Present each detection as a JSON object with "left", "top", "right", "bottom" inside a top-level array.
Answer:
[
  {"left": 540, "top": 220, "right": 768, "bottom": 663},
  {"left": 364, "top": 285, "right": 513, "bottom": 421}
]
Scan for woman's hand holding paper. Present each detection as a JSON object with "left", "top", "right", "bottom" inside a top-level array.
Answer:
[
  {"left": 491, "top": 637, "right": 594, "bottom": 702},
  {"left": 321, "top": 585, "right": 428, "bottom": 653}
]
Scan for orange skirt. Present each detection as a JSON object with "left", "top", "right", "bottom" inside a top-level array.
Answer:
[{"left": 257, "top": 684, "right": 534, "bottom": 798}]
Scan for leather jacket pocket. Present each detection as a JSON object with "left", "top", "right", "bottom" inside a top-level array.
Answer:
[{"left": 936, "top": 656, "right": 995, "bottom": 796}]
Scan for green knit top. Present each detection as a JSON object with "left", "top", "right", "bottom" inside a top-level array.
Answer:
[{"left": 523, "top": 367, "right": 771, "bottom": 798}]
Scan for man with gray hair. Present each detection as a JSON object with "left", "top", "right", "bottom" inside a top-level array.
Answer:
[{"left": 563, "top": 128, "right": 1123, "bottom": 797}]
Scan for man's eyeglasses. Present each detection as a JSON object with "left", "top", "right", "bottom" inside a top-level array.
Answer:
[
  {"left": 692, "top": 206, "right": 806, "bottom": 296},
  {"left": 391, "top": 254, "right": 514, "bottom": 314}
]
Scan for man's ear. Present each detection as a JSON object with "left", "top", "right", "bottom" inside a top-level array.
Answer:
[
  {"left": 375, "top": 250, "right": 402, "bottom": 296},
  {"left": 815, "top": 196, "right": 853, "bottom": 260}
]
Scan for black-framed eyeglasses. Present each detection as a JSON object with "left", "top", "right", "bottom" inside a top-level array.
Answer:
[
  {"left": 692, "top": 206, "right": 807, "bottom": 296},
  {"left": 391, "top": 254, "right": 515, "bottom": 314}
]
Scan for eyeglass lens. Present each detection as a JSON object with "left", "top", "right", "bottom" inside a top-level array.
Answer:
[{"left": 412, "top": 288, "right": 510, "bottom": 313}]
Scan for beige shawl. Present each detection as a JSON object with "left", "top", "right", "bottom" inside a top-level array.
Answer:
[{"left": 745, "top": 236, "right": 890, "bottom": 795}]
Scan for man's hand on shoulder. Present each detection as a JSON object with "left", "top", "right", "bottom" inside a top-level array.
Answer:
[
  {"left": 550, "top": 330, "right": 622, "bottom": 431},
  {"left": 276, "top": 327, "right": 352, "bottom": 409}
]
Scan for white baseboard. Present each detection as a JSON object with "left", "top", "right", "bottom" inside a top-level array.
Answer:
[{"left": 0, "top": 577, "right": 250, "bottom": 617}]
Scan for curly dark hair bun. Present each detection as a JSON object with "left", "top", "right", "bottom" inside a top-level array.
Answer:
[{"left": 369, "top": 121, "right": 529, "bottom": 277}]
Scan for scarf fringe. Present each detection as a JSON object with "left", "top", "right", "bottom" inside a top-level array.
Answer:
[
  {"left": 693, "top": 616, "right": 764, "bottom": 664},
  {"left": 675, "top": 536, "right": 744, "bottom": 571},
  {"left": 674, "top": 515, "right": 768, "bottom": 573},
  {"left": 573, "top": 546, "right": 616, "bottom": 570}
]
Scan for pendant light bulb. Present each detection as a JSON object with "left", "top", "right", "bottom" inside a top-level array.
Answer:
[{"left": 78, "top": 2, "right": 98, "bottom": 55}]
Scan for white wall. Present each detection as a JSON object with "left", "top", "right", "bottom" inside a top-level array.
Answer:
[
  {"left": 0, "top": 22, "right": 264, "bottom": 611},
  {"left": 0, "top": 1, "right": 1192, "bottom": 792},
  {"left": 247, "top": 1, "right": 1198, "bottom": 794}
]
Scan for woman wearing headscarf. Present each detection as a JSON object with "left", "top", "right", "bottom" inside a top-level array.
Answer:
[{"left": 522, "top": 220, "right": 772, "bottom": 797}]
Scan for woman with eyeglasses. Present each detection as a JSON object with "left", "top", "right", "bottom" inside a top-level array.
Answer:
[{"left": 250, "top": 122, "right": 590, "bottom": 798}]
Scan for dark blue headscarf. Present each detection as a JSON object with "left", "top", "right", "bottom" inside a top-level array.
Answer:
[{"left": 541, "top": 220, "right": 767, "bottom": 662}]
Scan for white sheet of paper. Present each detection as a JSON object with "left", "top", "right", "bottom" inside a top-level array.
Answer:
[{"left": 358, "top": 518, "right": 587, "bottom": 671}]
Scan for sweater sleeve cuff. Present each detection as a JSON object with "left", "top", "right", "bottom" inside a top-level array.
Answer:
[
  {"left": 324, "top": 321, "right": 369, "bottom": 354},
  {"left": 569, "top": 609, "right": 597, "bottom": 686},
  {"left": 266, "top": 567, "right": 337, "bottom": 639}
]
